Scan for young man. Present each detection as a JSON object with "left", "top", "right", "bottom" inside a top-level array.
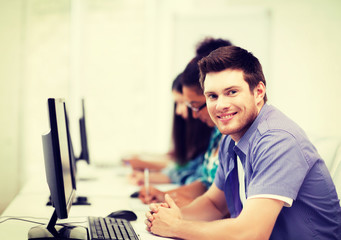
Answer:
[{"left": 145, "top": 46, "right": 341, "bottom": 239}]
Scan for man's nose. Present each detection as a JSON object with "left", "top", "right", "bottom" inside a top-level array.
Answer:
[{"left": 216, "top": 97, "right": 230, "bottom": 111}]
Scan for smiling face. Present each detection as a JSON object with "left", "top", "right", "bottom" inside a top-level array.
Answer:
[
  {"left": 182, "top": 86, "right": 215, "bottom": 127},
  {"left": 204, "top": 69, "right": 265, "bottom": 141}
]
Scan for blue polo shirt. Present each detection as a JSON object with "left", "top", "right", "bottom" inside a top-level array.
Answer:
[{"left": 215, "top": 104, "right": 341, "bottom": 239}]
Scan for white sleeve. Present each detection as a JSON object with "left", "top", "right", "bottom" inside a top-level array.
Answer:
[{"left": 248, "top": 194, "right": 293, "bottom": 207}]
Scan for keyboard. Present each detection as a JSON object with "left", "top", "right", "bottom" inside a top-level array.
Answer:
[{"left": 88, "top": 216, "right": 139, "bottom": 240}]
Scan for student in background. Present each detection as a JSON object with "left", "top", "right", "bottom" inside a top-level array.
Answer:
[
  {"left": 127, "top": 73, "right": 213, "bottom": 185},
  {"left": 145, "top": 46, "right": 341, "bottom": 239},
  {"left": 138, "top": 38, "right": 232, "bottom": 207}
]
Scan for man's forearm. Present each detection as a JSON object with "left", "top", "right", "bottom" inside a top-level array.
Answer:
[
  {"left": 167, "top": 217, "right": 268, "bottom": 240},
  {"left": 168, "top": 218, "right": 241, "bottom": 240},
  {"left": 170, "top": 198, "right": 283, "bottom": 240},
  {"left": 181, "top": 193, "right": 226, "bottom": 221}
]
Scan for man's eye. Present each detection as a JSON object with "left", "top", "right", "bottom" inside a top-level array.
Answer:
[
  {"left": 227, "top": 90, "right": 237, "bottom": 95},
  {"left": 208, "top": 94, "right": 217, "bottom": 100}
]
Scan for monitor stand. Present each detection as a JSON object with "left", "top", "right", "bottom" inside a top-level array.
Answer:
[
  {"left": 28, "top": 210, "right": 88, "bottom": 240},
  {"left": 73, "top": 196, "right": 91, "bottom": 206}
]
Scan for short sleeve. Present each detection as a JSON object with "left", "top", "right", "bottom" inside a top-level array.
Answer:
[{"left": 247, "top": 131, "right": 310, "bottom": 200}]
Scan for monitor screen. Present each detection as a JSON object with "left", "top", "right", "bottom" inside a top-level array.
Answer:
[
  {"left": 64, "top": 103, "right": 77, "bottom": 190},
  {"left": 42, "top": 98, "right": 75, "bottom": 219},
  {"left": 64, "top": 103, "right": 91, "bottom": 205},
  {"left": 76, "top": 99, "right": 90, "bottom": 164}
]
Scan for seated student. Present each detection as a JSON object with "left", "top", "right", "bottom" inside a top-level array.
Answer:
[
  {"left": 128, "top": 73, "right": 213, "bottom": 185},
  {"left": 145, "top": 46, "right": 341, "bottom": 239},
  {"left": 138, "top": 38, "right": 232, "bottom": 207}
]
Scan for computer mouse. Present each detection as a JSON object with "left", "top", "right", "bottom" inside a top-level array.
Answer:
[
  {"left": 130, "top": 191, "right": 139, "bottom": 198},
  {"left": 107, "top": 210, "right": 137, "bottom": 221}
]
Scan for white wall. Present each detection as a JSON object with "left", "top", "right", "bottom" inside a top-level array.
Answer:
[
  {"left": 0, "top": 0, "right": 71, "bottom": 213},
  {"left": 21, "top": 0, "right": 71, "bottom": 175},
  {"left": 0, "top": 0, "right": 24, "bottom": 214},
  {"left": 269, "top": 0, "right": 341, "bottom": 136},
  {"left": 1, "top": 0, "right": 341, "bottom": 213}
]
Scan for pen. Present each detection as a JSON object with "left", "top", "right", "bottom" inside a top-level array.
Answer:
[{"left": 144, "top": 168, "right": 149, "bottom": 197}]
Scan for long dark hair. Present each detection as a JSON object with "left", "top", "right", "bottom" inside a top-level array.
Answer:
[{"left": 171, "top": 74, "right": 213, "bottom": 166}]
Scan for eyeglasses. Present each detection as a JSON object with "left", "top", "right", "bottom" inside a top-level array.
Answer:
[{"left": 186, "top": 102, "right": 206, "bottom": 112}]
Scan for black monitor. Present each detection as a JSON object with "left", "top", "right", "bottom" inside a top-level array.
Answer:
[
  {"left": 28, "top": 98, "right": 87, "bottom": 240},
  {"left": 76, "top": 99, "right": 90, "bottom": 164},
  {"left": 46, "top": 102, "right": 90, "bottom": 206},
  {"left": 64, "top": 106, "right": 77, "bottom": 191},
  {"left": 46, "top": 102, "right": 78, "bottom": 206},
  {"left": 65, "top": 104, "right": 90, "bottom": 205}
]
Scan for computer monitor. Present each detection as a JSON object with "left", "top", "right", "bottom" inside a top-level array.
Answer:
[
  {"left": 76, "top": 99, "right": 90, "bottom": 164},
  {"left": 28, "top": 98, "right": 87, "bottom": 240},
  {"left": 64, "top": 103, "right": 90, "bottom": 205},
  {"left": 46, "top": 102, "right": 90, "bottom": 205},
  {"left": 64, "top": 105, "right": 77, "bottom": 191}
]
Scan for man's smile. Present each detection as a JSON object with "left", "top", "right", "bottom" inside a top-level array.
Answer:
[{"left": 217, "top": 112, "right": 237, "bottom": 121}]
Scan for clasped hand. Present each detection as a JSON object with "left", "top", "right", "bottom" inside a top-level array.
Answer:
[{"left": 145, "top": 194, "right": 182, "bottom": 237}]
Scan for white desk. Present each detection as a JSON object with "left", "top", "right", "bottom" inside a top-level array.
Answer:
[{"left": 0, "top": 165, "right": 178, "bottom": 240}]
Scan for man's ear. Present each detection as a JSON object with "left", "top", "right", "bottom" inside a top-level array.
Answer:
[{"left": 254, "top": 82, "right": 266, "bottom": 104}]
